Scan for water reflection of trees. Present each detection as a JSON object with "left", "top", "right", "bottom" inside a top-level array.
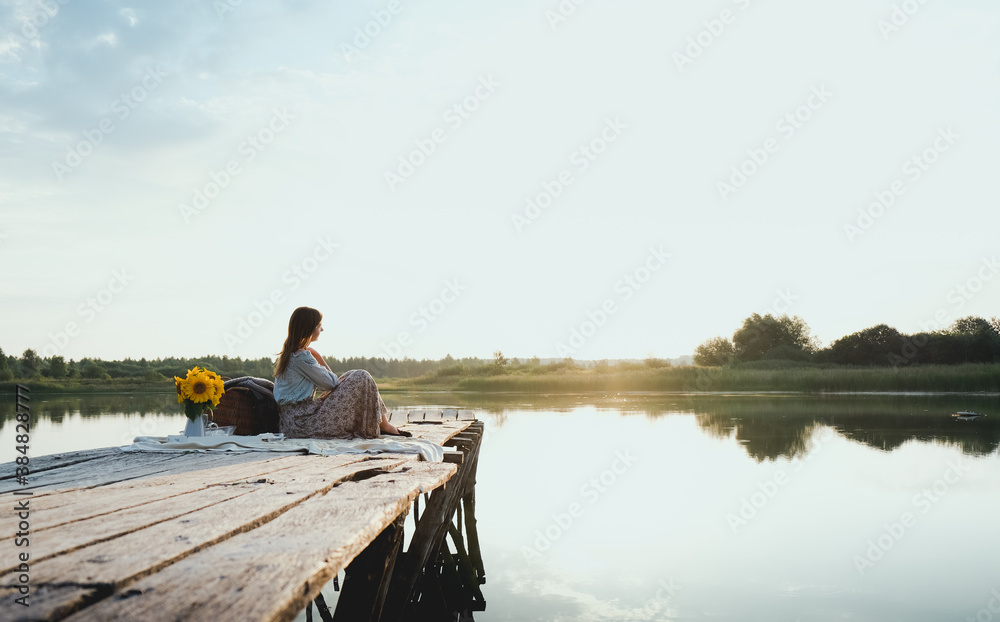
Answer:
[
  {"left": 685, "top": 394, "right": 1000, "bottom": 461},
  {"left": 4, "top": 392, "right": 997, "bottom": 462},
  {"left": 387, "top": 392, "right": 1000, "bottom": 462},
  {"left": 694, "top": 404, "right": 815, "bottom": 462},
  {"left": 0, "top": 393, "right": 178, "bottom": 426}
]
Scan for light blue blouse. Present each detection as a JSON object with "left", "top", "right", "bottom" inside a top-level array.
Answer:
[{"left": 273, "top": 350, "right": 339, "bottom": 405}]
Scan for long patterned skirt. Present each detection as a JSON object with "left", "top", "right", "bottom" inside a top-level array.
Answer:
[{"left": 277, "top": 369, "right": 387, "bottom": 439}]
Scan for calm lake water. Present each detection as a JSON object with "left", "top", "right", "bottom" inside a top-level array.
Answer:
[{"left": 2, "top": 391, "right": 999, "bottom": 621}]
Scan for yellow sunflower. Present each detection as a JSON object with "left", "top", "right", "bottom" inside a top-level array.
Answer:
[
  {"left": 174, "top": 375, "right": 191, "bottom": 403},
  {"left": 172, "top": 367, "right": 226, "bottom": 413},
  {"left": 204, "top": 371, "right": 225, "bottom": 407},
  {"left": 186, "top": 371, "right": 215, "bottom": 404}
]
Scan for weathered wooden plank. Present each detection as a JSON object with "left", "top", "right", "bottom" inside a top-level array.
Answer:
[
  {"left": 0, "top": 447, "right": 113, "bottom": 482},
  {"left": 0, "top": 452, "right": 188, "bottom": 495},
  {"left": 387, "top": 411, "right": 407, "bottom": 425},
  {"left": 1, "top": 451, "right": 283, "bottom": 498},
  {"left": 404, "top": 421, "right": 473, "bottom": 446},
  {"left": 444, "top": 432, "right": 476, "bottom": 447},
  {"left": 419, "top": 426, "right": 465, "bottom": 446},
  {"left": 0, "top": 484, "right": 251, "bottom": 576},
  {"left": 65, "top": 462, "right": 458, "bottom": 622},
  {"left": 0, "top": 455, "right": 305, "bottom": 541},
  {"left": 0, "top": 583, "right": 103, "bottom": 621},
  {"left": 422, "top": 410, "right": 444, "bottom": 422},
  {"left": 0, "top": 449, "right": 294, "bottom": 497},
  {"left": 442, "top": 408, "right": 458, "bottom": 420},
  {"left": 405, "top": 410, "right": 426, "bottom": 422},
  {"left": 458, "top": 410, "right": 476, "bottom": 421},
  {"left": 0, "top": 457, "right": 409, "bottom": 606},
  {"left": 121, "top": 450, "right": 286, "bottom": 479},
  {"left": 407, "top": 420, "right": 467, "bottom": 435}
]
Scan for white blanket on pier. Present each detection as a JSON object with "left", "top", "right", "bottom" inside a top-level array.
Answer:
[{"left": 122, "top": 434, "right": 444, "bottom": 462}]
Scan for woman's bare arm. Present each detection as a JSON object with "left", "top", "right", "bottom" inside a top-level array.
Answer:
[{"left": 307, "top": 347, "right": 332, "bottom": 371}]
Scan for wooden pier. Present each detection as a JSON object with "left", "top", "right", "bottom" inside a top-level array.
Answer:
[{"left": 0, "top": 410, "right": 486, "bottom": 621}]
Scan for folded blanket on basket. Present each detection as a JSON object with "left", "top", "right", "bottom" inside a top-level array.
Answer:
[
  {"left": 123, "top": 434, "right": 444, "bottom": 462},
  {"left": 223, "top": 376, "right": 276, "bottom": 405}
]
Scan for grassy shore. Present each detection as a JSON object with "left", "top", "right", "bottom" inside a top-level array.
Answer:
[
  {"left": 0, "top": 379, "right": 177, "bottom": 394},
  {"left": 382, "top": 362, "right": 1000, "bottom": 393},
  {"left": 4, "top": 362, "right": 999, "bottom": 395}
]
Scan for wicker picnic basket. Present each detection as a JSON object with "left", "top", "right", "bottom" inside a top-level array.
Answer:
[{"left": 211, "top": 380, "right": 280, "bottom": 436}]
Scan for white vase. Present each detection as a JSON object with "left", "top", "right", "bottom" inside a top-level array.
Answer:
[{"left": 183, "top": 414, "right": 206, "bottom": 437}]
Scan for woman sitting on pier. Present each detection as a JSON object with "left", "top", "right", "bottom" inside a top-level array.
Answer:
[{"left": 273, "top": 306, "right": 410, "bottom": 438}]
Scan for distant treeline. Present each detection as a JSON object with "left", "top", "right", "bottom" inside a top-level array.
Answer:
[
  {"left": 694, "top": 314, "right": 1000, "bottom": 367},
  {"left": 0, "top": 349, "right": 509, "bottom": 383},
  {"left": 0, "top": 352, "right": 277, "bottom": 382},
  {"left": 3, "top": 313, "right": 997, "bottom": 386}
]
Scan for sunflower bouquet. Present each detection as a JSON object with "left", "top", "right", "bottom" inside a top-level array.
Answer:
[{"left": 174, "top": 367, "right": 225, "bottom": 420}]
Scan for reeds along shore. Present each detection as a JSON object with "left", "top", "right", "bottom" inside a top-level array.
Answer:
[{"left": 412, "top": 363, "right": 1000, "bottom": 393}]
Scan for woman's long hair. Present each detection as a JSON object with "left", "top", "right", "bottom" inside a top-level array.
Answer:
[{"left": 274, "top": 307, "right": 322, "bottom": 377}]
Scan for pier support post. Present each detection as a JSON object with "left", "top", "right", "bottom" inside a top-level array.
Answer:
[
  {"left": 379, "top": 422, "right": 484, "bottom": 621},
  {"left": 333, "top": 513, "right": 407, "bottom": 622}
]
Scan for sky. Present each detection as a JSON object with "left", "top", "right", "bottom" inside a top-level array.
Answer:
[{"left": 1, "top": 0, "right": 998, "bottom": 363}]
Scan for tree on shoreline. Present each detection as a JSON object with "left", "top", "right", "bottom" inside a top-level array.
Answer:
[
  {"left": 819, "top": 324, "right": 904, "bottom": 366},
  {"left": 0, "top": 348, "right": 12, "bottom": 381},
  {"left": 48, "top": 356, "right": 67, "bottom": 379},
  {"left": 694, "top": 337, "right": 735, "bottom": 366},
  {"left": 732, "top": 314, "right": 817, "bottom": 362},
  {"left": 490, "top": 350, "right": 509, "bottom": 375},
  {"left": 20, "top": 349, "right": 41, "bottom": 378},
  {"left": 695, "top": 314, "right": 1000, "bottom": 367}
]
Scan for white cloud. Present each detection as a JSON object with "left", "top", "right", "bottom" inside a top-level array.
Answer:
[
  {"left": 119, "top": 7, "right": 138, "bottom": 27},
  {"left": 86, "top": 32, "right": 118, "bottom": 49}
]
